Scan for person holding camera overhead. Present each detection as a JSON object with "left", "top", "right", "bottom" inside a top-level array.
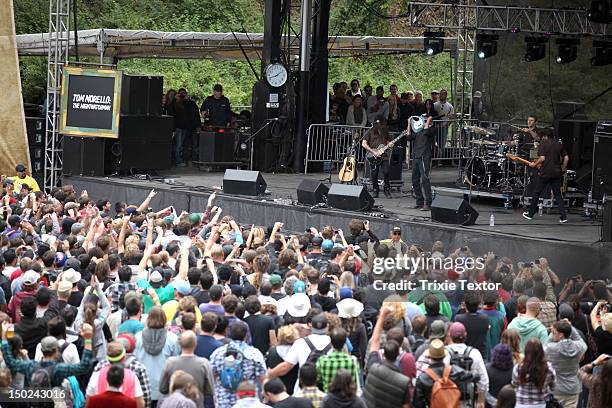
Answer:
[{"left": 590, "top": 300, "right": 612, "bottom": 356}]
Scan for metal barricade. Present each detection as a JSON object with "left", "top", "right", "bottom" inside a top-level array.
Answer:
[{"left": 305, "top": 124, "right": 371, "bottom": 173}]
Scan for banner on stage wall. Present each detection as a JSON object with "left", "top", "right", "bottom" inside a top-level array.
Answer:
[{"left": 59, "top": 67, "right": 122, "bottom": 139}]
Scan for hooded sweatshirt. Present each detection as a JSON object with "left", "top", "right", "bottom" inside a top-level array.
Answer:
[
  {"left": 135, "top": 328, "right": 180, "bottom": 401},
  {"left": 507, "top": 316, "right": 548, "bottom": 352},
  {"left": 321, "top": 393, "right": 367, "bottom": 408},
  {"left": 544, "top": 327, "right": 587, "bottom": 395},
  {"left": 7, "top": 289, "right": 36, "bottom": 323}
]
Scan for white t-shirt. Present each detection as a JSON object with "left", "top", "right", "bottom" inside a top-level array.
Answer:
[
  {"left": 86, "top": 369, "right": 143, "bottom": 397},
  {"left": 35, "top": 339, "right": 80, "bottom": 365},
  {"left": 283, "top": 334, "right": 332, "bottom": 367}
]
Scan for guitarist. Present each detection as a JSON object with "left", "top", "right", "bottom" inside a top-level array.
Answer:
[
  {"left": 362, "top": 116, "right": 394, "bottom": 198},
  {"left": 408, "top": 102, "right": 436, "bottom": 211},
  {"left": 522, "top": 130, "right": 569, "bottom": 223}
]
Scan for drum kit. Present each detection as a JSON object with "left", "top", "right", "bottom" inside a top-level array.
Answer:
[{"left": 462, "top": 125, "right": 530, "bottom": 191}]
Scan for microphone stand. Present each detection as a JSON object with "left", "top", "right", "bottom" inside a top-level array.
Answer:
[{"left": 241, "top": 119, "right": 277, "bottom": 170}]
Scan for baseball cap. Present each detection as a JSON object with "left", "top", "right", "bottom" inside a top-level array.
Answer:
[
  {"left": 149, "top": 270, "right": 163, "bottom": 286},
  {"left": 22, "top": 270, "right": 40, "bottom": 285},
  {"left": 287, "top": 293, "right": 310, "bottom": 318},
  {"left": 2, "top": 179, "right": 13, "bottom": 188},
  {"left": 117, "top": 333, "right": 136, "bottom": 353},
  {"left": 293, "top": 280, "right": 306, "bottom": 294},
  {"left": 392, "top": 226, "right": 401, "bottom": 234},
  {"left": 57, "top": 280, "right": 72, "bottom": 296},
  {"left": 448, "top": 322, "right": 467, "bottom": 339},
  {"left": 40, "top": 336, "right": 60, "bottom": 353},
  {"left": 473, "top": 91, "right": 482, "bottom": 98},
  {"left": 15, "top": 164, "right": 26, "bottom": 172},
  {"left": 125, "top": 207, "right": 138, "bottom": 216},
  {"left": 431, "top": 90, "right": 439, "bottom": 94},
  {"left": 173, "top": 280, "right": 191, "bottom": 296},
  {"left": 339, "top": 287, "right": 353, "bottom": 300},
  {"left": 429, "top": 320, "right": 447, "bottom": 340},
  {"left": 54, "top": 252, "right": 67, "bottom": 268},
  {"left": 64, "top": 258, "right": 81, "bottom": 272},
  {"left": 269, "top": 274, "right": 282, "bottom": 286},
  {"left": 311, "top": 313, "right": 328, "bottom": 334},
  {"left": 322, "top": 239, "right": 334, "bottom": 252},
  {"left": 189, "top": 213, "right": 202, "bottom": 224},
  {"left": 61, "top": 268, "right": 81, "bottom": 284},
  {"left": 558, "top": 303, "right": 575, "bottom": 321},
  {"left": 311, "top": 237, "right": 323, "bottom": 247},
  {"left": 71, "top": 223, "right": 84, "bottom": 235}
]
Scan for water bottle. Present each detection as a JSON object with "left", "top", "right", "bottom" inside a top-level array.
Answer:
[
  {"left": 489, "top": 213, "right": 495, "bottom": 226},
  {"left": 538, "top": 202, "right": 543, "bottom": 216}
]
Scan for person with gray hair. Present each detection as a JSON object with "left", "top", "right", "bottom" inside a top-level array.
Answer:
[{"left": 159, "top": 331, "right": 215, "bottom": 408}]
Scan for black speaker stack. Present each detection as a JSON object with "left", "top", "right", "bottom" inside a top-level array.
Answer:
[
  {"left": 63, "top": 75, "right": 172, "bottom": 176},
  {"left": 430, "top": 195, "right": 479, "bottom": 226},
  {"left": 25, "top": 117, "right": 45, "bottom": 187},
  {"left": 592, "top": 121, "right": 612, "bottom": 201}
]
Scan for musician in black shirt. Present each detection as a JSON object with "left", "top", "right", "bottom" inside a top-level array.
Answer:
[
  {"left": 362, "top": 116, "right": 393, "bottom": 198},
  {"left": 409, "top": 100, "right": 436, "bottom": 210},
  {"left": 523, "top": 130, "right": 569, "bottom": 223}
]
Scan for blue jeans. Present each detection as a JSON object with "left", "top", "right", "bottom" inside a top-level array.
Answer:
[{"left": 174, "top": 128, "right": 192, "bottom": 165}]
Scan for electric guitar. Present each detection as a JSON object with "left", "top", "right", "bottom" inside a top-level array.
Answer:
[
  {"left": 366, "top": 129, "right": 409, "bottom": 166},
  {"left": 506, "top": 153, "right": 541, "bottom": 169},
  {"left": 409, "top": 114, "right": 428, "bottom": 134},
  {"left": 338, "top": 138, "right": 360, "bottom": 182}
]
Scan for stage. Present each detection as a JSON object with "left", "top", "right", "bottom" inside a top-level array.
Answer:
[{"left": 63, "top": 166, "right": 612, "bottom": 277}]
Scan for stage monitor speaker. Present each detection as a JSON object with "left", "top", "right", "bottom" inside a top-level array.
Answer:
[
  {"left": 327, "top": 184, "right": 373, "bottom": 212},
  {"left": 62, "top": 137, "right": 106, "bottom": 177},
  {"left": 121, "top": 75, "right": 163, "bottom": 116},
  {"left": 603, "top": 201, "right": 612, "bottom": 242},
  {"left": 389, "top": 148, "right": 403, "bottom": 183},
  {"left": 199, "top": 130, "right": 235, "bottom": 163},
  {"left": 297, "top": 179, "right": 329, "bottom": 205},
  {"left": 113, "top": 115, "right": 173, "bottom": 172},
  {"left": 592, "top": 129, "right": 612, "bottom": 200},
  {"left": 431, "top": 195, "right": 479, "bottom": 226},
  {"left": 554, "top": 101, "right": 587, "bottom": 121},
  {"left": 223, "top": 169, "right": 267, "bottom": 196},
  {"left": 557, "top": 119, "right": 596, "bottom": 170}
]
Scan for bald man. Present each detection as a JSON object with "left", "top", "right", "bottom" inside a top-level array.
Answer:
[
  {"left": 159, "top": 331, "right": 215, "bottom": 408},
  {"left": 507, "top": 296, "right": 549, "bottom": 351}
]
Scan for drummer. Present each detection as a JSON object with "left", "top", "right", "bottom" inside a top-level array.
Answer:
[{"left": 512, "top": 115, "right": 541, "bottom": 157}]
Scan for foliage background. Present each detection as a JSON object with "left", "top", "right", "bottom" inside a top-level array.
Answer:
[{"left": 13, "top": 0, "right": 612, "bottom": 122}]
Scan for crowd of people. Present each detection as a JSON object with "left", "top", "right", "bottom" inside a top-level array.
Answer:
[{"left": 0, "top": 181, "right": 610, "bottom": 408}]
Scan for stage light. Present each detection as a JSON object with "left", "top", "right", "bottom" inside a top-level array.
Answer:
[
  {"left": 591, "top": 40, "right": 612, "bottom": 66},
  {"left": 476, "top": 34, "right": 499, "bottom": 59},
  {"left": 588, "top": 0, "right": 612, "bottom": 24},
  {"left": 524, "top": 37, "right": 547, "bottom": 62},
  {"left": 555, "top": 38, "right": 580, "bottom": 64},
  {"left": 424, "top": 31, "right": 445, "bottom": 56}
]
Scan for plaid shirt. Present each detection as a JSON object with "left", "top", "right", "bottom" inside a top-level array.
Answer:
[
  {"left": 295, "top": 385, "right": 326, "bottom": 408},
  {"left": 105, "top": 281, "right": 138, "bottom": 312},
  {"left": 512, "top": 362, "right": 556, "bottom": 405},
  {"left": 537, "top": 301, "right": 557, "bottom": 330},
  {"left": 94, "top": 354, "right": 152, "bottom": 408},
  {"left": 209, "top": 340, "right": 267, "bottom": 408},
  {"left": 1, "top": 340, "right": 92, "bottom": 386},
  {"left": 315, "top": 350, "right": 360, "bottom": 392}
]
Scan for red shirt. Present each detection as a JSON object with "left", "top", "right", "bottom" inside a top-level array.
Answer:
[{"left": 85, "top": 391, "right": 137, "bottom": 408}]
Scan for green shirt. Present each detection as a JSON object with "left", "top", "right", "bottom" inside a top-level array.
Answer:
[
  {"left": 315, "top": 350, "right": 360, "bottom": 392},
  {"left": 137, "top": 278, "right": 176, "bottom": 313}
]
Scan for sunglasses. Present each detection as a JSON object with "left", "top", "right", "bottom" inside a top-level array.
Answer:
[{"left": 393, "top": 231, "right": 401, "bottom": 235}]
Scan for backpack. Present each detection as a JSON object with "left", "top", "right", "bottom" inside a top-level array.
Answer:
[
  {"left": 426, "top": 366, "right": 461, "bottom": 408},
  {"left": 219, "top": 343, "right": 245, "bottom": 392},
  {"left": 57, "top": 341, "right": 70, "bottom": 363},
  {"left": 31, "top": 364, "right": 55, "bottom": 388},
  {"left": 304, "top": 337, "right": 332, "bottom": 365},
  {"left": 449, "top": 346, "right": 473, "bottom": 372}
]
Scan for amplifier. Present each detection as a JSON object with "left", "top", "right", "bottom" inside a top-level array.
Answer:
[{"left": 592, "top": 122, "right": 612, "bottom": 200}]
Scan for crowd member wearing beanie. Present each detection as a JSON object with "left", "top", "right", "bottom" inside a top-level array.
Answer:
[{"left": 485, "top": 344, "right": 514, "bottom": 407}]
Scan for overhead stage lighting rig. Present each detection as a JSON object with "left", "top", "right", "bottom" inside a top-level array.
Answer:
[
  {"left": 555, "top": 38, "right": 580, "bottom": 64},
  {"left": 524, "top": 37, "right": 548, "bottom": 62},
  {"left": 424, "top": 31, "right": 445, "bottom": 56},
  {"left": 476, "top": 34, "right": 498, "bottom": 59},
  {"left": 591, "top": 40, "right": 612, "bottom": 66}
]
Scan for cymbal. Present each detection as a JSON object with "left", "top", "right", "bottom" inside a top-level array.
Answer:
[
  {"left": 470, "top": 139, "right": 497, "bottom": 146},
  {"left": 465, "top": 125, "right": 496, "bottom": 136}
]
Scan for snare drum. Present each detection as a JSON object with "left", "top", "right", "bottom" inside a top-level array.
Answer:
[{"left": 495, "top": 143, "right": 509, "bottom": 157}]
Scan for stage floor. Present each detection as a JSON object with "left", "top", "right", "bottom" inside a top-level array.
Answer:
[{"left": 135, "top": 165, "right": 600, "bottom": 245}]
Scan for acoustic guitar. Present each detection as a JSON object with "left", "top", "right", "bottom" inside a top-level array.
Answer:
[{"left": 338, "top": 137, "right": 361, "bottom": 182}]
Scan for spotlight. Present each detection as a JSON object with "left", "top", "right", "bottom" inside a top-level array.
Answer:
[
  {"left": 555, "top": 38, "right": 580, "bottom": 64},
  {"left": 588, "top": 0, "right": 612, "bottom": 24},
  {"left": 524, "top": 37, "right": 547, "bottom": 62},
  {"left": 476, "top": 34, "right": 499, "bottom": 59},
  {"left": 424, "top": 31, "right": 445, "bottom": 56},
  {"left": 591, "top": 40, "right": 612, "bottom": 66}
]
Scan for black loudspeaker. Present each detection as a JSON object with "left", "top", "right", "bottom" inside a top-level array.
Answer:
[
  {"left": 223, "top": 169, "right": 267, "bottom": 196},
  {"left": 327, "top": 184, "right": 374, "bottom": 212},
  {"left": 431, "top": 195, "right": 479, "bottom": 226},
  {"left": 297, "top": 179, "right": 329, "bottom": 205},
  {"left": 25, "top": 117, "right": 45, "bottom": 188},
  {"left": 557, "top": 119, "right": 596, "bottom": 170},
  {"left": 603, "top": 201, "right": 612, "bottom": 242},
  {"left": 121, "top": 75, "right": 163, "bottom": 116},
  {"left": 199, "top": 130, "right": 235, "bottom": 163},
  {"left": 389, "top": 148, "right": 403, "bottom": 183},
  {"left": 112, "top": 115, "right": 173, "bottom": 172},
  {"left": 62, "top": 137, "right": 106, "bottom": 176},
  {"left": 592, "top": 128, "right": 612, "bottom": 200}
]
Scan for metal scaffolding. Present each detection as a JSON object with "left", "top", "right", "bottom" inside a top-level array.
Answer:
[{"left": 44, "top": 0, "right": 70, "bottom": 191}]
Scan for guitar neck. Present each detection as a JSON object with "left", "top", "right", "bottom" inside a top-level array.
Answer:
[
  {"left": 379, "top": 131, "right": 407, "bottom": 153},
  {"left": 506, "top": 154, "right": 533, "bottom": 166}
]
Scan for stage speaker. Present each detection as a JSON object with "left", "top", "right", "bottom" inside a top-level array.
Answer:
[
  {"left": 554, "top": 101, "right": 587, "bottom": 121},
  {"left": 223, "top": 169, "right": 267, "bottom": 196},
  {"left": 603, "top": 201, "right": 612, "bottom": 242},
  {"left": 25, "top": 117, "right": 45, "bottom": 188},
  {"left": 62, "top": 137, "right": 106, "bottom": 177},
  {"left": 431, "top": 195, "right": 479, "bottom": 226},
  {"left": 121, "top": 75, "right": 163, "bottom": 116},
  {"left": 327, "top": 184, "right": 374, "bottom": 212},
  {"left": 592, "top": 126, "right": 612, "bottom": 200},
  {"left": 113, "top": 115, "right": 173, "bottom": 172},
  {"left": 297, "top": 179, "right": 329, "bottom": 205},
  {"left": 199, "top": 130, "right": 235, "bottom": 163},
  {"left": 389, "top": 148, "right": 403, "bottom": 183},
  {"left": 557, "top": 119, "right": 596, "bottom": 170}
]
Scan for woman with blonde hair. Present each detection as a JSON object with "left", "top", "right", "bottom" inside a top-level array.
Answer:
[
  {"left": 159, "top": 370, "right": 199, "bottom": 408},
  {"left": 247, "top": 254, "right": 271, "bottom": 290},
  {"left": 338, "top": 271, "right": 356, "bottom": 290},
  {"left": 501, "top": 329, "right": 523, "bottom": 364},
  {"left": 266, "top": 325, "right": 300, "bottom": 394},
  {"left": 75, "top": 275, "right": 110, "bottom": 362}
]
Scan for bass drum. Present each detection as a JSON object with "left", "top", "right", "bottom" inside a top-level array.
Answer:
[{"left": 464, "top": 157, "right": 503, "bottom": 188}]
